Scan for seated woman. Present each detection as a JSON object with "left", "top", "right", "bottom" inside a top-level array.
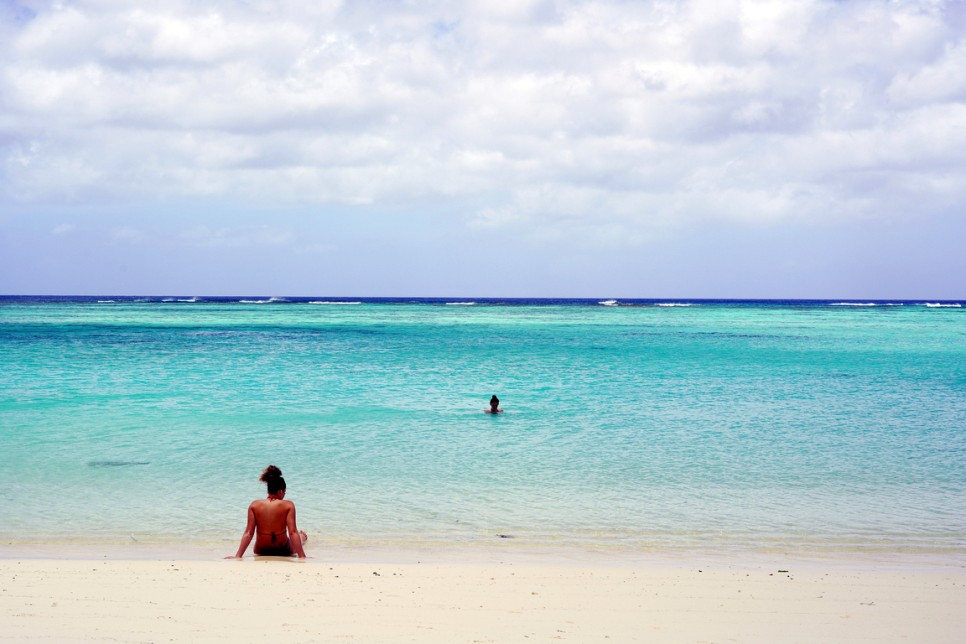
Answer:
[{"left": 227, "top": 465, "right": 307, "bottom": 559}]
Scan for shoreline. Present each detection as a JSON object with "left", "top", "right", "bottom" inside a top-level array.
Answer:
[
  {"left": 4, "top": 537, "right": 966, "bottom": 567},
  {"left": 4, "top": 539, "right": 966, "bottom": 581},
  {"left": 2, "top": 552, "right": 964, "bottom": 643},
  {"left": 4, "top": 532, "right": 966, "bottom": 565}
]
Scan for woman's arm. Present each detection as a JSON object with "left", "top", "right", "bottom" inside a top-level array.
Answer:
[
  {"left": 286, "top": 504, "right": 306, "bottom": 558},
  {"left": 227, "top": 504, "right": 257, "bottom": 559}
]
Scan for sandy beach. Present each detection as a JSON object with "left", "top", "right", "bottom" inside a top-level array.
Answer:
[{"left": 2, "top": 549, "right": 965, "bottom": 643}]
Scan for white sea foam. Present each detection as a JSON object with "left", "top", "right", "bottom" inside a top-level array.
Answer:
[
  {"left": 830, "top": 302, "right": 877, "bottom": 307},
  {"left": 177, "top": 297, "right": 200, "bottom": 303},
  {"left": 96, "top": 300, "right": 116, "bottom": 303},
  {"left": 598, "top": 300, "right": 619, "bottom": 306},
  {"left": 923, "top": 302, "right": 961, "bottom": 308},
  {"left": 238, "top": 299, "right": 270, "bottom": 304},
  {"left": 446, "top": 301, "right": 477, "bottom": 306},
  {"left": 655, "top": 302, "right": 693, "bottom": 307}
]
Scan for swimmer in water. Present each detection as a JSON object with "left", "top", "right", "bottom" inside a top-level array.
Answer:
[
  {"left": 227, "top": 465, "right": 307, "bottom": 559},
  {"left": 485, "top": 395, "right": 503, "bottom": 414}
]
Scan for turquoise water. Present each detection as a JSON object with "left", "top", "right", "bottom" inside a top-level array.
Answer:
[{"left": 1, "top": 297, "right": 964, "bottom": 554}]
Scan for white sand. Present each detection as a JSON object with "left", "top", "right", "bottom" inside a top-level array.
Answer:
[{"left": 2, "top": 551, "right": 965, "bottom": 643}]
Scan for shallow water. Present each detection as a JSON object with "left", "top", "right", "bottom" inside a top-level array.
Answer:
[{"left": 1, "top": 297, "right": 964, "bottom": 554}]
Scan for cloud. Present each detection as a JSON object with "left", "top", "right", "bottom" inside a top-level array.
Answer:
[
  {"left": 110, "top": 225, "right": 147, "bottom": 244},
  {"left": 1, "top": 0, "right": 964, "bottom": 243},
  {"left": 180, "top": 225, "right": 295, "bottom": 247},
  {"left": 888, "top": 39, "right": 966, "bottom": 106}
]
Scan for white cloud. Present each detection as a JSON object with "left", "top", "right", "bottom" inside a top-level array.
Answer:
[
  {"left": 888, "top": 39, "right": 966, "bottom": 106},
  {"left": 1, "top": 0, "right": 964, "bottom": 243},
  {"left": 110, "top": 225, "right": 147, "bottom": 244},
  {"left": 52, "top": 223, "right": 76, "bottom": 235},
  {"left": 180, "top": 225, "right": 295, "bottom": 247}
]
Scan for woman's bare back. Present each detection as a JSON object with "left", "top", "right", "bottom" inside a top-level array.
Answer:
[{"left": 250, "top": 498, "right": 303, "bottom": 555}]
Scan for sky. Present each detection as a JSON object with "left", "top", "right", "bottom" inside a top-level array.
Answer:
[{"left": 1, "top": 0, "right": 964, "bottom": 298}]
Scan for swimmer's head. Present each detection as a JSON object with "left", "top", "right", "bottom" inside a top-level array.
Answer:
[{"left": 260, "top": 464, "right": 286, "bottom": 495}]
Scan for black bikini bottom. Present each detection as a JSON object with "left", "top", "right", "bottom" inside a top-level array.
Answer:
[{"left": 255, "top": 543, "right": 293, "bottom": 557}]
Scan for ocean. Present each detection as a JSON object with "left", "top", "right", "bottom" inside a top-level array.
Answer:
[{"left": 1, "top": 296, "right": 964, "bottom": 557}]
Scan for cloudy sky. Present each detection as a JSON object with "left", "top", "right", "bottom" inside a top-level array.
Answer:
[{"left": 1, "top": 0, "right": 964, "bottom": 298}]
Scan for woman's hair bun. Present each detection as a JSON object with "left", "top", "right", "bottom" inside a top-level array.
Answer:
[{"left": 260, "top": 465, "right": 283, "bottom": 482}]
